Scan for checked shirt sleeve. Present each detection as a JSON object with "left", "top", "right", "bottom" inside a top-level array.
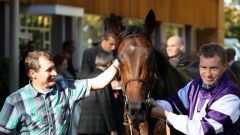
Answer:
[
  {"left": 0, "top": 96, "right": 20, "bottom": 134},
  {"left": 60, "top": 79, "right": 91, "bottom": 102}
]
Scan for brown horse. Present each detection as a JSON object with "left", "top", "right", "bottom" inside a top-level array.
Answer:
[{"left": 116, "top": 10, "right": 190, "bottom": 135}]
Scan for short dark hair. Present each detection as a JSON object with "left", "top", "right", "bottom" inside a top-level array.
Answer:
[
  {"left": 62, "top": 40, "right": 74, "bottom": 50},
  {"left": 25, "top": 51, "right": 53, "bottom": 74},
  {"left": 53, "top": 54, "right": 67, "bottom": 67},
  {"left": 95, "top": 52, "right": 114, "bottom": 67},
  {"left": 226, "top": 48, "right": 236, "bottom": 61},
  {"left": 199, "top": 43, "right": 227, "bottom": 65},
  {"left": 26, "top": 40, "right": 36, "bottom": 51},
  {"left": 102, "top": 30, "right": 118, "bottom": 41}
]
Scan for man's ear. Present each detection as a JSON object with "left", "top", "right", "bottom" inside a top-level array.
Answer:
[
  {"left": 224, "top": 64, "right": 228, "bottom": 71},
  {"left": 29, "top": 69, "right": 37, "bottom": 79},
  {"left": 180, "top": 44, "right": 185, "bottom": 52},
  {"left": 101, "top": 37, "right": 107, "bottom": 44}
]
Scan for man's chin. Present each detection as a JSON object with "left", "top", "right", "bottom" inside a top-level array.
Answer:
[
  {"left": 168, "top": 55, "right": 177, "bottom": 58},
  {"left": 48, "top": 82, "right": 56, "bottom": 87},
  {"left": 204, "top": 81, "right": 216, "bottom": 87}
]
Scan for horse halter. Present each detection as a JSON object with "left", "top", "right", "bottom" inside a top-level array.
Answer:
[{"left": 121, "top": 77, "right": 153, "bottom": 101}]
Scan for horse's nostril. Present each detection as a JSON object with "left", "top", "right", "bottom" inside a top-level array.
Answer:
[
  {"left": 127, "top": 101, "right": 146, "bottom": 115},
  {"left": 130, "top": 109, "right": 135, "bottom": 115},
  {"left": 141, "top": 102, "right": 146, "bottom": 110}
]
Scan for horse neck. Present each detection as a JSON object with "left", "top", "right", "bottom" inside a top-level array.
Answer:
[
  {"left": 151, "top": 69, "right": 167, "bottom": 99},
  {"left": 124, "top": 121, "right": 154, "bottom": 135}
]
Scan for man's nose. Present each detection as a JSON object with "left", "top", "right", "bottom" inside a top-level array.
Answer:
[
  {"left": 205, "top": 69, "right": 212, "bottom": 76},
  {"left": 112, "top": 45, "right": 116, "bottom": 51},
  {"left": 52, "top": 69, "right": 57, "bottom": 76}
]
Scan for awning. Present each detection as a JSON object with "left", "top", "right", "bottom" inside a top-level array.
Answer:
[{"left": 21, "top": 4, "right": 84, "bottom": 17}]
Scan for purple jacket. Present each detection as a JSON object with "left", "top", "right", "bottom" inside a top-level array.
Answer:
[{"left": 158, "top": 73, "right": 240, "bottom": 135}]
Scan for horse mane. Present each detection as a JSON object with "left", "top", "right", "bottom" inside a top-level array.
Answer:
[
  {"left": 117, "top": 25, "right": 151, "bottom": 45},
  {"left": 153, "top": 49, "right": 191, "bottom": 98}
]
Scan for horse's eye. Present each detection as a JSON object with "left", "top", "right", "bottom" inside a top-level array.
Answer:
[{"left": 117, "top": 55, "right": 123, "bottom": 64}]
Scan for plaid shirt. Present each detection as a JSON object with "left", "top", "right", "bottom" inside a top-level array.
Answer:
[{"left": 0, "top": 79, "right": 91, "bottom": 135}]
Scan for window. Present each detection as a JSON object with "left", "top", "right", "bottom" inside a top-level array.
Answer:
[{"left": 19, "top": 14, "right": 52, "bottom": 57}]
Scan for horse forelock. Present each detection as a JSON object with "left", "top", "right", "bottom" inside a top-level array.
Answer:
[{"left": 117, "top": 26, "right": 151, "bottom": 45}]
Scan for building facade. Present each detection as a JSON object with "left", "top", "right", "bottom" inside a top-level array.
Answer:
[{"left": 0, "top": 0, "right": 224, "bottom": 91}]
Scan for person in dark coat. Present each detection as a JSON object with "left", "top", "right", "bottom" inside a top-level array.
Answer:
[
  {"left": 226, "top": 48, "right": 240, "bottom": 81},
  {"left": 78, "top": 51, "right": 118, "bottom": 135},
  {"left": 62, "top": 40, "right": 76, "bottom": 79},
  {"left": 80, "top": 30, "right": 118, "bottom": 79}
]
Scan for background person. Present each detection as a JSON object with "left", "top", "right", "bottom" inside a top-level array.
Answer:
[
  {"left": 19, "top": 40, "right": 36, "bottom": 87},
  {"left": 78, "top": 51, "right": 118, "bottom": 135},
  {"left": 53, "top": 54, "right": 74, "bottom": 79},
  {"left": 0, "top": 51, "right": 119, "bottom": 135},
  {"left": 62, "top": 40, "right": 77, "bottom": 79},
  {"left": 226, "top": 48, "right": 240, "bottom": 81},
  {"left": 148, "top": 44, "right": 240, "bottom": 135},
  {"left": 80, "top": 30, "right": 118, "bottom": 79},
  {"left": 166, "top": 35, "right": 190, "bottom": 70}
]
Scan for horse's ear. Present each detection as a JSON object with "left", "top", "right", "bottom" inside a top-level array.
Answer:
[{"left": 144, "top": 9, "right": 156, "bottom": 34}]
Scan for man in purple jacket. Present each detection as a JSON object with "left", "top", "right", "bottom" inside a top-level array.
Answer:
[{"left": 148, "top": 44, "right": 240, "bottom": 135}]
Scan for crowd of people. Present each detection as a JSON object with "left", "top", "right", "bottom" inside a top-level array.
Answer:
[{"left": 0, "top": 29, "right": 240, "bottom": 134}]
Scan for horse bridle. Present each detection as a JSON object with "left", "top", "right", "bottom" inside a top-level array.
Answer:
[{"left": 121, "top": 78, "right": 153, "bottom": 102}]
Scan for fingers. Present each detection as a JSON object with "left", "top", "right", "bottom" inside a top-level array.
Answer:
[
  {"left": 145, "top": 98, "right": 158, "bottom": 107},
  {"left": 112, "top": 59, "right": 120, "bottom": 69}
]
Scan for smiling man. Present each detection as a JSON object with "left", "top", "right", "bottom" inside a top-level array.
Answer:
[
  {"left": 0, "top": 51, "right": 119, "bottom": 135},
  {"left": 149, "top": 44, "right": 240, "bottom": 135}
]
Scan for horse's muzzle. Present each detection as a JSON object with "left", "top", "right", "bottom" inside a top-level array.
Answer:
[{"left": 125, "top": 101, "right": 148, "bottom": 124}]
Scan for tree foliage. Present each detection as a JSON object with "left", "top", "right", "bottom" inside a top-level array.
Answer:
[{"left": 224, "top": 5, "right": 240, "bottom": 40}]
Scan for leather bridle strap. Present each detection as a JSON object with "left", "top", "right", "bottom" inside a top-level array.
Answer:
[{"left": 122, "top": 78, "right": 151, "bottom": 93}]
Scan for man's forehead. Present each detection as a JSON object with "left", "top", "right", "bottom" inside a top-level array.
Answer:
[
  {"left": 200, "top": 54, "right": 220, "bottom": 58},
  {"left": 167, "top": 39, "right": 180, "bottom": 45},
  {"left": 39, "top": 56, "right": 49, "bottom": 62},
  {"left": 39, "top": 57, "right": 53, "bottom": 67},
  {"left": 107, "top": 39, "right": 117, "bottom": 45},
  {"left": 200, "top": 55, "right": 222, "bottom": 63}
]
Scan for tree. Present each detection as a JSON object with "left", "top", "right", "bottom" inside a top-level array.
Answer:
[{"left": 224, "top": 5, "right": 240, "bottom": 40}]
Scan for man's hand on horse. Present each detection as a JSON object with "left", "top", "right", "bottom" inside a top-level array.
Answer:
[
  {"left": 145, "top": 98, "right": 169, "bottom": 119},
  {"left": 110, "top": 130, "right": 118, "bottom": 135},
  {"left": 146, "top": 98, "right": 159, "bottom": 107},
  {"left": 112, "top": 59, "right": 120, "bottom": 70}
]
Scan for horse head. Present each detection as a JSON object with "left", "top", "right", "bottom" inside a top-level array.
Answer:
[{"left": 117, "top": 10, "right": 156, "bottom": 125}]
